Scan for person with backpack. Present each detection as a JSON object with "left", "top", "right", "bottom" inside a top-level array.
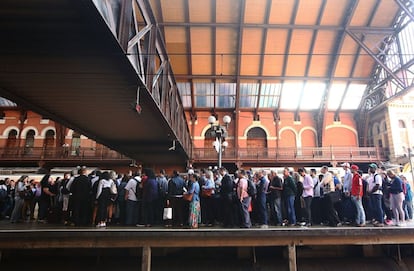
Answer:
[
  {"left": 350, "top": 165, "right": 365, "bottom": 227},
  {"left": 60, "top": 172, "right": 71, "bottom": 225},
  {"left": 237, "top": 169, "right": 251, "bottom": 228},
  {"left": 367, "top": 163, "right": 384, "bottom": 226},
  {"left": 282, "top": 167, "right": 297, "bottom": 226},
  {"left": 124, "top": 172, "right": 141, "bottom": 226},
  {"left": 402, "top": 175, "right": 413, "bottom": 221},
  {"left": 387, "top": 170, "right": 406, "bottom": 226},
  {"left": 321, "top": 166, "right": 341, "bottom": 227}
]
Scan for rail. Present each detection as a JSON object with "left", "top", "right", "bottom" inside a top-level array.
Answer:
[
  {"left": 0, "top": 146, "right": 130, "bottom": 161},
  {"left": 193, "top": 146, "right": 387, "bottom": 163}
]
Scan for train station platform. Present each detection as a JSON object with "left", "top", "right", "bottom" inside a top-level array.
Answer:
[{"left": 1, "top": 222, "right": 414, "bottom": 271}]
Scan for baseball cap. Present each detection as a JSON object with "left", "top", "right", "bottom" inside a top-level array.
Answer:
[
  {"left": 369, "top": 163, "right": 378, "bottom": 169},
  {"left": 350, "top": 165, "right": 359, "bottom": 171},
  {"left": 341, "top": 162, "right": 350, "bottom": 167}
]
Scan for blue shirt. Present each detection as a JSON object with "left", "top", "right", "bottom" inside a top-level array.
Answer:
[
  {"left": 188, "top": 181, "right": 200, "bottom": 202},
  {"left": 389, "top": 176, "right": 403, "bottom": 194}
]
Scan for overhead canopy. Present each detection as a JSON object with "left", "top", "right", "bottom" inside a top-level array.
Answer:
[{"left": 149, "top": 0, "right": 414, "bottom": 112}]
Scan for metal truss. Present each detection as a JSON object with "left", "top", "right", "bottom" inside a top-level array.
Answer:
[
  {"left": 91, "top": 0, "right": 192, "bottom": 156},
  {"left": 357, "top": 0, "right": 414, "bottom": 112}
]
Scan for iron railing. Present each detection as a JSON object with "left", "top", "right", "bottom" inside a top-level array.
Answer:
[
  {"left": 193, "top": 146, "right": 388, "bottom": 163},
  {"left": 0, "top": 147, "right": 130, "bottom": 161}
]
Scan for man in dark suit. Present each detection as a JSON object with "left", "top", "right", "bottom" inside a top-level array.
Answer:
[{"left": 70, "top": 167, "right": 91, "bottom": 226}]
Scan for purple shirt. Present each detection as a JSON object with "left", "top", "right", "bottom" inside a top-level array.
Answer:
[{"left": 302, "top": 174, "right": 314, "bottom": 198}]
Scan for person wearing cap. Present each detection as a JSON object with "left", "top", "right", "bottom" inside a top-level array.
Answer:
[
  {"left": 367, "top": 163, "right": 384, "bottom": 226},
  {"left": 350, "top": 165, "right": 365, "bottom": 226}
]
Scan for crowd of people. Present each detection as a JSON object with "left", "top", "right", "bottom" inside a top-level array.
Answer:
[{"left": 0, "top": 163, "right": 412, "bottom": 229}]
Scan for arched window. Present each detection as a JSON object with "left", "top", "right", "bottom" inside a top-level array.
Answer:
[
  {"left": 25, "top": 130, "right": 35, "bottom": 148},
  {"left": 71, "top": 132, "right": 81, "bottom": 156},
  {"left": 203, "top": 127, "right": 216, "bottom": 159},
  {"left": 24, "top": 129, "right": 35, "bottom": 155},
  {"left": 398, "top": 120, "right": 408, "bottom": 154},
  {"left": 6, "top": 129, "right": 18, "bottom": 147},
  {"left": 43, "top": 130, "right": 55, "bottom": 157},
  {"left": 246, "top": 127, "right": 267, "bottom": 149},
  {"left": 5, "top": 129, "right": 18, "bottom": 155},
  {"left": 44, "top": 129, "right": 55, "bottom": 147}
]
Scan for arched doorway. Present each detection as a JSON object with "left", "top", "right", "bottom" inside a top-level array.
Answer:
[
  {"left": 44, "top": 129, "right": 55, "bottom": 157},
  {"left": 5, "top": 129, "right": 18, "bottom": 156},
  {"left": 72, "top": 132, "right": 81, "bottom": 156},
  {"left": 24, "top": 129, "right": 35, "bottom": 155},
  {"left": 204, "top": 127, "right": 216, "bottom": 159},
  {"left": 246, "top": 127, "right": 267, "bottom": 158}
]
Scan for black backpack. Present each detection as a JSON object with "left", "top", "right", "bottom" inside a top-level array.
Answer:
[
  {"left": 247, "top": 179, "right": 257, "bottom": 198},
  {"left": 0, "top": 188, "right": 8, "bottom": 202},
  {"left": 61, "top": 179, "right": 70, "bottom": 195}
]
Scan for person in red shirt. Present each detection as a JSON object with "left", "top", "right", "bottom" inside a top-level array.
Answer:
[{"left": 350, "top": 165, "right": 366, "bottom": 226}]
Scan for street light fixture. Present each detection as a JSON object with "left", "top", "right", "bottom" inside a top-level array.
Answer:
[{"left": 208, "top": 115, "right": 231, "bottom": 168}]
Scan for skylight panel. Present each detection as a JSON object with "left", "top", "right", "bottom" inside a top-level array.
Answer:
[
  {"left": 177, "top": 82, "right": 192, "bottom": 108},
  {"left": 327, "top": 82, "right": 346, "bottom": 110},
  {"left": 216, "top": 83, "right": 236, "bottom": 108},
  {"left": 259, "top": 83, "right": 281, "bottom": 108},
  {"left": 341, "top": 83, "right": 366, "bottom": 110},
  {"left": 280, "top": 82, "right": 303, "bottom": 110},
  {"left": 194, "top": 82, "right": 214, "bottom": 107},
  {"left": 239, "top": 83, "right": 259, "bottom": 108},
  {"left": 299, "top": 82, "right": 325, "bottom": 110}
]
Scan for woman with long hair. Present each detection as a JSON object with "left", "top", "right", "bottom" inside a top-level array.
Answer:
[
  {"left": 96, "top": 171, "right": 117, "bottom": 227},
  {"left": 387, "top": 170, "right": 406, "bottom": 226},
  {"left": 186, "top": 173, "right": 200, "bottom": 228}
]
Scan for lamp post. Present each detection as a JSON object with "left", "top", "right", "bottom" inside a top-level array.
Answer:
[{"left": 208, "top": 115, "right": 231, "bottom": 168}]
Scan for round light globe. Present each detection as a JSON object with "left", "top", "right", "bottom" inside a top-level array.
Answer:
[
  {"left": 222, "top": 141, "right": 228, "bottom": 148},
  {"left": 208, "top": 115, "right": 217, "bottom": 124},
  {"left": 223, "top": 115, "right": 231, "bottom": 124}
]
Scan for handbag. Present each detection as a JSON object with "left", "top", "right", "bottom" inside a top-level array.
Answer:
[
  {"left": 163, "top": 207, "right": 172, "bottom": 220},
  {"left": 183, "top": 193, "right": 193, "bottom": 201},
  {"left": 202, "top": 188, "right": 213, "bottom": 197}
]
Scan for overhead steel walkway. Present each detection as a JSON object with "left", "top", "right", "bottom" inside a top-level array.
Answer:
[{"left": 0, "top": 0, "right": 191, "bottom": 165}]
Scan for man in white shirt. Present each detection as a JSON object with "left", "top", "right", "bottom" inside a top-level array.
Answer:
[
  {"left": 367, "top": 163, "right": 384, "bottom": 226},
  {"left": 299, "top": 168, "right": 313, "bottom": 226},
  {"left": 124, "top": 174, "right": 141, "bottom": 226}
]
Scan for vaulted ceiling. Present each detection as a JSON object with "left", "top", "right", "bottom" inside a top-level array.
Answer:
[{"left": 147, "top": 0, "right": 414, "bottom": 114}]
